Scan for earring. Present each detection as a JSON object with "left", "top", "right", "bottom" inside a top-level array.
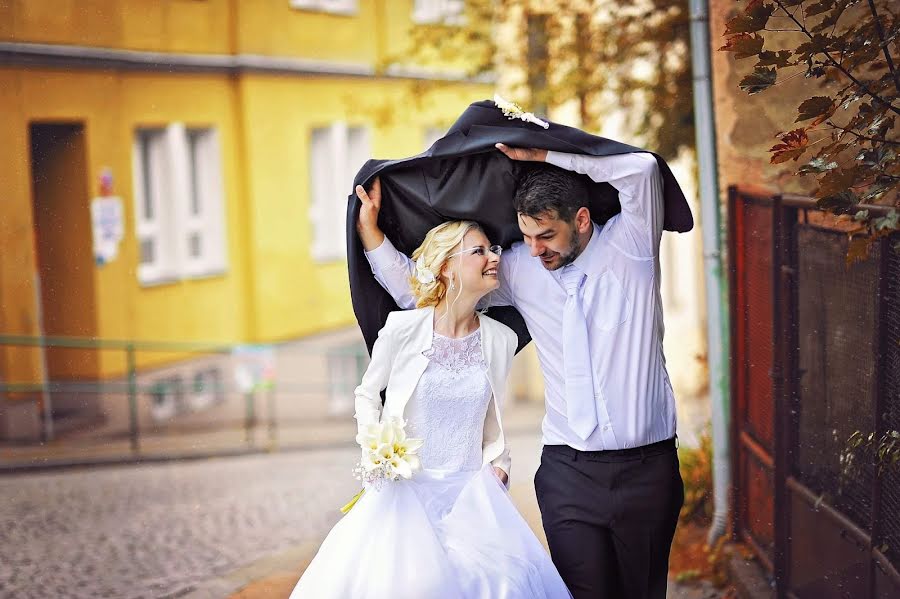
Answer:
[{"left": 450, "top": 275, "right": 456, "bottom": 291}]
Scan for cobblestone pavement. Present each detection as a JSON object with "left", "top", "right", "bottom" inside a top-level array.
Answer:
[
  {"left": 0, "top": 426, "right": 723, "bottom": 599},
  {"left": 0, "top": 447, "right": 362, "bottom": 599}
]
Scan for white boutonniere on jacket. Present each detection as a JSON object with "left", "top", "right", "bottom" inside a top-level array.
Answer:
[
  {"left": 340, "top": 418, "right": 424, "bottom": 514},
  {"left": 493, "top": 94, "right": 550, "bottom": 129}
]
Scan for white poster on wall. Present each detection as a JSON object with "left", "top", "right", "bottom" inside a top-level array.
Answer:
[{"left": 91, "top": 196, "right": 124, "bottom": 265}]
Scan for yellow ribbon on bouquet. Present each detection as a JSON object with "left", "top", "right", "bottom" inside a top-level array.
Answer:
[{"left": 340, "top": 488, "right": 365, "bottom": 514}]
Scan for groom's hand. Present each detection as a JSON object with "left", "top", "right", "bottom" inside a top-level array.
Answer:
[
  {"left": 356, "top": 177, "right": 385, "bottom": 251},
  {"left": 495, "top": 143, "right": 547, "bottom": 163}
]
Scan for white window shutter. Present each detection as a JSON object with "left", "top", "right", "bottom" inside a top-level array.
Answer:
[
  {"left": 201, "top": 129, "right": 228, "bottom": 273},
  {"left": 134, "top": 129, "right": 172, "bottom": 284},
  {"left": 183, "top": 128, "right": 228, "bottom": 276},
  {"left": 165, "top": 123, "right": 192, "bottom": 277}
]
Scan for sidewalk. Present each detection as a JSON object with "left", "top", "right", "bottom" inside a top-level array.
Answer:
[{"left": 0, "top": 400, "right": 550, "bottom": 472}]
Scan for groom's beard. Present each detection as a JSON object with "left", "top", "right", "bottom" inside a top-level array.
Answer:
[{"left": 540, "top": 233, "right": 581, "bottom": 271}]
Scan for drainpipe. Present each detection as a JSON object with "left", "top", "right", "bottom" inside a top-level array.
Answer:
[{"left": 688, "top": 0, "right": 731, "bottom": 546}]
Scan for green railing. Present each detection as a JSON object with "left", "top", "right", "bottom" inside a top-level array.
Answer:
[{"left": 0, "top": 334, "right": 368, "bottom": 458}]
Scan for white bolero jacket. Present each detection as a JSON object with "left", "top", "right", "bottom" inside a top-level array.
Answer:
[{"left": 354, "top": 306, "right": 518, "bottom": 476}]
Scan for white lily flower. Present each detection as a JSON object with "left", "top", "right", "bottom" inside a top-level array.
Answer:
[
  {"left": 389, "top": 454, "right": 413, "bottom": 479},
  {"left": 355, "top": 423, "right": 382, "bottom": 452},
  {"left": 362, "top": 449, "right": 385, "bottom": 472}
]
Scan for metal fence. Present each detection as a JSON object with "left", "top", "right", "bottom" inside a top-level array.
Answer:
[
  {"left": 0, "top": 333, "right": 369, "bottom": 469},
  {"left": 728, "top": 186, "right": 900, "bottom": 598}
]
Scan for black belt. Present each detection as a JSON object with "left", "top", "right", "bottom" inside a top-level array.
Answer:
[{"left": 544, "top": 436, "right": 677, "bottom": 461}]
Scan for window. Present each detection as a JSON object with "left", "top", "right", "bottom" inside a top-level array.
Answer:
[
  {"left": 289, "top": 0, "right": 357, "bottom": 15},
  {"left": 132, "top": 124, "right": 227, "bottom": 285},
  {"left": 309, "top": 123, "right": 370, "bottom": 262},
  {"left": 413, "top": 0, "right": 464, "bottom": 25}
]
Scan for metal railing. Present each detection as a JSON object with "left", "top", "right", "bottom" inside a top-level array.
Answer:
[{"left": 0, "top": 333, "right": 369, "bottom": 465}]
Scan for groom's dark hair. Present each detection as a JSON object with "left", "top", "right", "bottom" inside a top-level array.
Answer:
[{"left": 513, "top": 163, "right": 591, "bottom": 224}]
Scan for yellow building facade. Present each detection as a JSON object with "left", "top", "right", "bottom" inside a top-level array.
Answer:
[{"left": 0, "top": 0, "right": 490, "bottom": 439}]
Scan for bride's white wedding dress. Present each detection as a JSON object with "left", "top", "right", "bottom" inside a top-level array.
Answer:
[{"left": 289, "top": 328, "right": 572, "bottom": 599}]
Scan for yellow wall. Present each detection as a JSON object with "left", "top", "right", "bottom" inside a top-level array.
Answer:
[
  {"left": 0, "top": 67, "right": 249, "bottom": 379},
  {"left": 0, "top": 0, "right": 434, "bottom": 67},
  {"left": 239, "top": 75, "right": 489, "bottom": 340},
  {"left": 0, "top": 0, "right": 492, "bottom": 384},
  {"left": 0, "top": 0, "right": 233, "bottom": 54}
]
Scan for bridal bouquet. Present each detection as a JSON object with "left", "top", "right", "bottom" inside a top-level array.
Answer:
[{"left": 340, "top": 418, "right": 424, "bottom": 514}]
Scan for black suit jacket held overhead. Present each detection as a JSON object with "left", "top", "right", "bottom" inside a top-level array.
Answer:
[{"left": 346, "top": 99, "right": 693, "bottom": 356}]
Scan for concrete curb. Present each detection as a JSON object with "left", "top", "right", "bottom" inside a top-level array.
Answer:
[{"left": 178, "top": 542, "right": 317, "bottom": 599}]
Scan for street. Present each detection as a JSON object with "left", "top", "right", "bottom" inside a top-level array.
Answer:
[
  {"left": 0, "top": 444, "right": 362, "bottom": 598},
  {"left": 0, "top": 409, "right": 720, "bottom": 599}
]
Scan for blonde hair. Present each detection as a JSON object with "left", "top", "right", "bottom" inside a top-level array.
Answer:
[{"left": 409, "top": 220, "right": 483, "bottom": 308}]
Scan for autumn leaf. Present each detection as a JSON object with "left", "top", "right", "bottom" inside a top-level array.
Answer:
[
  {"left": 719, "top": 33, "right": 765, "bottom": 59},
  {"left": 796, "top": 96, "right": 836, "bottom": 124},
  {"left": 770, "top": 128, "right": 809, "bottom": 163},
  {"left": 725, "top": 3, "right": 775, "bottom": 34},
  {"left": 756, "top": 50, "right": 793, "bottom": 68},
  {"left": 819, "top": 189, "right": 859, "bottom": 209},
  {"left": 740, "top": 67, "right": 777, "bottom": 94},
  {"left": 805, "top": 0, "right": 835, "bottom": 18},
  {"left": 846, "top": 235, "right": 872, "bottom": 267},
  {"left": 796, "top": 34, "right": 833, "bottom": 58},
  {"left": 815, "top": 167, "right": 859, "bottom": 198}
]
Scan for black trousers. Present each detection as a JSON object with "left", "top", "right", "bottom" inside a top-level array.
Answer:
[{"left": 534, "top": 438, "right": 684, "bottom": 599}]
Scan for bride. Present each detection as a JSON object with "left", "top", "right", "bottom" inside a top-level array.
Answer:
[{"left": 289, "top": 220, "right": 571, "bottom": 598}]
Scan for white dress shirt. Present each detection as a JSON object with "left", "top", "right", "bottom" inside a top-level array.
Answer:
[{"left": 365, "top": 150, "right": 677, "bottom": 451}]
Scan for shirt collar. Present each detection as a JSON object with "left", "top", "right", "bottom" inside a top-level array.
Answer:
[{"left": 556, "top": 222, "right": 602, "bottom": 280}]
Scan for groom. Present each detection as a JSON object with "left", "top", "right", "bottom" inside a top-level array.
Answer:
[{"left": 355, "top": 141, "right": 685, "bottom": 598}]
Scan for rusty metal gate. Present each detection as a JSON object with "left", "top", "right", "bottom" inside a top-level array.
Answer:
[{"left": 728, "top": 186, "right": 900, "bottom": 599}]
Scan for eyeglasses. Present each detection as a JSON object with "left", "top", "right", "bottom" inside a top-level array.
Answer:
[{"left": 448, "top": 245, "right": 503, "bottom": 259}]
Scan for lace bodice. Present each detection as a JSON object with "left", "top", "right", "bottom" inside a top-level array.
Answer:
[{"left": 405, "top": 328, "right": 492, "bottom": 472}]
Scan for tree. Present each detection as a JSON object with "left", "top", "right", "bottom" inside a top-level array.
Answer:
[
  {"left": 720, "top": 0, "right": 899, "bottom": 246},
  {"left": 395, "top": 0, "right": 694, "bottom": 161}
]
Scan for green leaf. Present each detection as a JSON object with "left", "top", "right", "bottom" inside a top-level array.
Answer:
[
  {"left": 740, "top": 66, "right": 777, "bottom": 94},
  {"left": 874, "top": 210, "right": 899, "bottom": 231},
  {"left": 853, "top": 209, "right": 870, "bottom": 222},
  {"left": 799, "top": 157, "right": 839, "bottom": 173},
  {"left": 719, "top": 33, "right": 765, "bottom": 59},
  {"left": 796, "top": 96, "right": 836, "bottom": 122}
]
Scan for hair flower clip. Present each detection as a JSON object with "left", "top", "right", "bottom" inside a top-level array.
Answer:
[
  {"left": 415, "top": 256, "right": 436, "bottom": 284},
  {"left": 493, "top": 94, "right": 550, "bottom": 129}
]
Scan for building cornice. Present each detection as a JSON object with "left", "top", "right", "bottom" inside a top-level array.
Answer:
[{"left": 0, "top": 42, "right": 494, "bottom": 84}]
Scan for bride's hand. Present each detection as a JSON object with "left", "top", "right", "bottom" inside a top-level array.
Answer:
[
  {"left": 493, "top": 467, "right": 509, "bottom": 485},
  {"left": 495, "top": 143, "right": 547, "bottom": 163}
]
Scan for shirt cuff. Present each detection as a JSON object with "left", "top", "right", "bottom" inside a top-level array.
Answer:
[
  {"left": 545, "top": 150, "right": 574, "bottom": 170},
  {"left": 364, "top": 237, "right": 405, "bottom": 272}
]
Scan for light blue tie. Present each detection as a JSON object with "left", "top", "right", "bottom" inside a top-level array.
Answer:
[{"left": 561, "top": 265, "right": 598, "bottom": 440}]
